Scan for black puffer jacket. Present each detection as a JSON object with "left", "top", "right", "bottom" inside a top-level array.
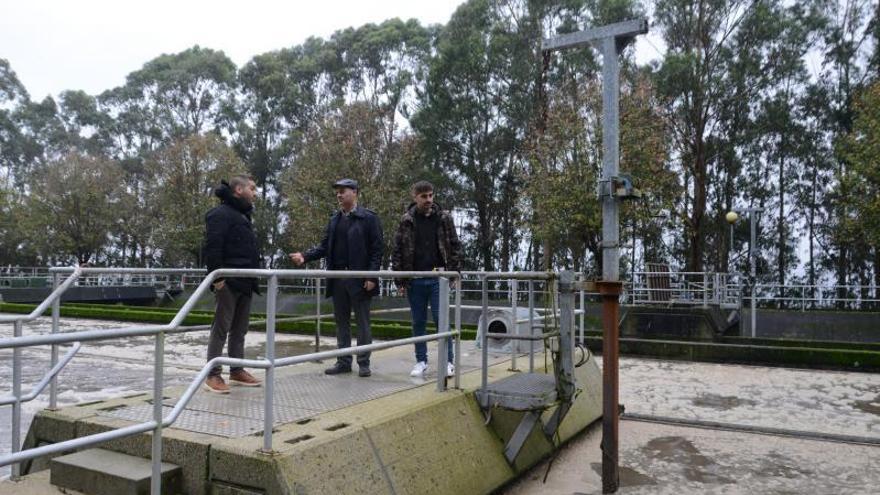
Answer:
[{"left": 202, "top": 181, "right": 260, "bottom": 295}]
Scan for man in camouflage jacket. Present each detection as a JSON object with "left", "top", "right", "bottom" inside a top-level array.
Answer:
[{"left": 392, "top": 180, "right": 463, "bottom": 378}]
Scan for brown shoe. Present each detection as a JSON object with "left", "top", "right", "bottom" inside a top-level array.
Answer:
[
  {"left": 203, "top": 375, "right": 230, "bottom": 394},
  {"left": 229, "top": 369, "right": 261, "bottom": 387}
]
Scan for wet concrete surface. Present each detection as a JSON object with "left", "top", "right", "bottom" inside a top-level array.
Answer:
[
  {"left": 503, "top": 420, "right": 880, "bottom": 494},
  {"left": 615, "top": 356, "right": 880, "bottom": 440}
]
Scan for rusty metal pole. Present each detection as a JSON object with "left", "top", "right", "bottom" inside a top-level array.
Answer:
[
  {"left": 543, "top": 20, "right": 647, "bottom": 494},
  {"left": 597, "top": 281, "right": 622, "bottom": 493}
]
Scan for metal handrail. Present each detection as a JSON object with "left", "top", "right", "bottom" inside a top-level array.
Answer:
[
  {"left": 0, "top": 343, "right": 81, "bottom": 406},
  {"left": 1, "top": 267, "right": 468, "bottom": 493},
  {"left": 0, "top": 332, "right": 457, "bottom": 468},
  {"left": 0, "top": 266, "right": 83, "bottom": 323}
]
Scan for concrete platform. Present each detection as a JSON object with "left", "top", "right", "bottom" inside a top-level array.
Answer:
[{"left": 6, "top": 341, "right": 603, "bottom": 494}]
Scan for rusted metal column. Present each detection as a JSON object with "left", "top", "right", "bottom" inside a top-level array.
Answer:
[{"left": 597, "top": 280, "right": 623, "bottom": 494}]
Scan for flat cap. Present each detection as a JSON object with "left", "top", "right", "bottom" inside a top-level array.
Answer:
[{"left": 332, "top": 178, "right": 359, "bottom": 190}]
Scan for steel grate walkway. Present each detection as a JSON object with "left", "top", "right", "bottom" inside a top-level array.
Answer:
[{"left": 98, "top": 371, "right": 419, "bottom": 438}]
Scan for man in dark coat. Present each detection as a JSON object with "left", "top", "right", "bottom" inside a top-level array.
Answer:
[
  {"left": 290, "top": 179, "right": 383, "bottom": 377},
  {"left": 202, "top": 175, "right": 262, "bottom": 393},
  {"left": 392, "top": 180, "right": 462, "bottom": 378}
]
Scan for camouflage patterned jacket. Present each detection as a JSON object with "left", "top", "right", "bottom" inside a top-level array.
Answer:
[{"left": 391, "top": 202, "right": 462, "bottom": 288}]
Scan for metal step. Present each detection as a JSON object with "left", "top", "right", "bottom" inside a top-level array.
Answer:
[{"left": 50, "top": 448, "right": 181, "bottom": 495}]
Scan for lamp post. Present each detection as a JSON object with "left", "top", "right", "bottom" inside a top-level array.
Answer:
[{"left": 726, "top": 208, "right": 763, "bottom": 337}]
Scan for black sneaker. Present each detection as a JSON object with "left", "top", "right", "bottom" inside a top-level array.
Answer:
[
  {"left": 324, "top": 364, "right": 352, "bottom": 375},
  {"left": 358, "top": 367, "right": 371, "bottom": 377}
]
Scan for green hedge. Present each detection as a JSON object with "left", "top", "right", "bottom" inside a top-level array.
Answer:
[
  {"left": 584, "top": 336, "right": 880, "bottom": 372},
  {"left": 0, "top": 302, "right": 478, "bottom": 341}
]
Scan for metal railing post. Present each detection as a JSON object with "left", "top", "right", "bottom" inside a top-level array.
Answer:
[
  {"left": 436, "top": 277, "right": 450, "bottom": 392},
  {"left": 263, "top": 275, "right": 278, "bottom": 452},
  {"left": 509, "top": 279, "right": 518, "bottom": 371},
  {"left": 454, "top": 277, "right": 461, "bottom": 390},
  {"left": 528, "top": 280, "right": 535, "bottom": 373},
  {"left": 714, "top": 273, "right": 720, "bottom": 305},
  {"left": 315, "top": 278, "right": 322, "bottom": 354},
  {"left": 579, "top": 287, "right": 585, "bottom": 345},
  {"left": 11, "top": 320, "right": 22, "bottom": 479},
  {"left": 480, "top": 276, "right": 489, "bottom": 395},
  {"left": 50, "top": 272, "right": 60, "bottom": 410},
  {"left": 702, "top": 272, "right": 708, "bottom": 308},
  {"left": 150, "top": 329, "right": 164, "bottom": 495}
]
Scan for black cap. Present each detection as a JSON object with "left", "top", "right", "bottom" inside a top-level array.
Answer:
[{"left": 332, "top": 178, "right": 358, "bottom": 190}]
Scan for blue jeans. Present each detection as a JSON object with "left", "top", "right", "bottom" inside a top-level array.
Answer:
[{"left": 408, "top": 278, "right": 454, "bottom": 364}]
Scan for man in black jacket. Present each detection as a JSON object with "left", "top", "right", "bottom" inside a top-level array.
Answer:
[
  {"left": 202, "top": 175, "right": 262, "bottom": 393},
  {"left": 290, "top": 179, "right": 383, "bottom": 377}
]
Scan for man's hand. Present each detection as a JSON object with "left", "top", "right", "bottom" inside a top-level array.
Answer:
[
  {"left": 213, "top": 280, "right": 226, "bottom": 291},
  {"left": 364, "top": 280, "right": 376, "bottom": 292},
  {"left": 453, "top": 278, "right": 462, "bottom": 290},
  {"left": 289, "top": 252, "right": 305, "bottom": 266},
  {"left": 398, "top": 285, "right": 406, "bottom": 297}
]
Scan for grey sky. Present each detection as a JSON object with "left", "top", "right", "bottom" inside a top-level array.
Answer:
[
  {"left": 2, "top": 0, "right": 663, "bottom": 101},
  {"left": 1, "top": 0, "right": 466, "bottom": 100}
]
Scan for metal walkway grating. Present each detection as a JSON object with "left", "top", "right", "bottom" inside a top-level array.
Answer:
[{"left": 97, "top": 371, "right": 418, "bottom": 438}]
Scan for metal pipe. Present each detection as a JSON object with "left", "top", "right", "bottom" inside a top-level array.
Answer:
[
  {"left": 454, "top": 280, "right": 462, "bottom": 390},
  {"left": 510, "top": 279, "right": 518, "bottom": 371},
  {"left": 437, "top": 277, "right": 449, "bottom": 392},
  {"left": 460, "top": 271, "right": 554, "bottom": 280},
  {"left": 480, "top": 276, "right": 489, "bottom": 394},
  {"left": 271, "top": 332, "right": 457, "bottom": 368},
  {"left": 10, "top": 321, "right": 22, "bottom": 479},
  {"left": 0, "top": 343, "right": 82, "bottom": 406},
  {"left": 263, "top": 275, "right": 278, "bottom": 453},
  {"left": 50, "top": 267, "right": 204, "bottom": 274},
  {"left": 528, "top": 281, "right": 535, "bottom": 372},
  {"left": 0, "top": 327, "right": 461, "bottom": 469},
  {"left": 315, "top": 278, "right": 322, "bottom": 354},
  {"left": 151, "top": 330, "right": 164, "bottom": 495},
  {"left": 50, "top": 272, "right": 60, "bottom": 410},
  {"left": 597, "top": 281, "right": 623, "bottom": 494},
  {"left": 579, "top": 288, "right": 585, "bottom": 345},
  {"left": 492, "top": 332, "right": 559, "bottom": 342},
  {"left": 623, "top": 413, "right": 880, "bottom": 447},
  {"left": 0, "top": 266, "right": 82, "bottom": 323},
  {"left": 1, "top": 422, "right": 159, "bottom": 467}
]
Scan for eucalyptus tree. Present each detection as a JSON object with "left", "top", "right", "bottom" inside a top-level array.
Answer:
[
  {"left": 99, "top": 46, "right": 238, "bottom": 157},
  {"left": 810, "top": 0, "right": 876, "bottom": 292},
  {"left": 0, "top": 59, "right": 30, "bottom": 185}
]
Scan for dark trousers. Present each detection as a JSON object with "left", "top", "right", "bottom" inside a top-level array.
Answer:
[
  {"left": 332, "top": 280, "right": 372, "bottom": 368},
  {"left": 207, "top": 286, "right": 252, "bottom": 376}
]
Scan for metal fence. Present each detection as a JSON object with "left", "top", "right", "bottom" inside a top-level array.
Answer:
[
  {"left": 624, "top": 271, "right": 742, "bottom": 309},
  {"left": 624, "top": 271, "right": 880, "bottom": 311},
  {"left": 0, "top": 266, "right": 565, "bottom": 494}
]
